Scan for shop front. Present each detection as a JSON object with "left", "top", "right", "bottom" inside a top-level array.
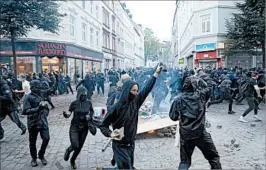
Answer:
[
  {"left": 195, "top": 51, "right": 222, "bottom": 69},
  {"left": 194, "top": 43, "right": 221, "bottom": 69},
  {"left": 0, "top": 41, "right": 37, "bottom": 75},
  {"left": 0, "top": 40, "right": 103, "bottom": 78}
]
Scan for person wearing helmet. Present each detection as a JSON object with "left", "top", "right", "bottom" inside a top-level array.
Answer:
[{"left": 22, "top": 80, "right": 50, "bottom": 167}]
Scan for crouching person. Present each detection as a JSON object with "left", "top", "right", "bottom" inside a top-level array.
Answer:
[
  {"left": 22, "top": 80, "right": 50, "bottom": 167},
  {"left": 169, "top": 76, "right": 222, "bottom": 170}
]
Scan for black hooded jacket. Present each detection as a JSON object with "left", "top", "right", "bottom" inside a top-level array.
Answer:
[
  {"left": 0, "top": 79, "right": 16, "bottom": 114},
  {"left": 169, "top": 77, "right": 209, "bottom": 140},
  {"left": 69, "top": 86, "right": 94, "bottom": 126},
  {"left": 100, "top": 76, "right": 157, "bottom": 144}
]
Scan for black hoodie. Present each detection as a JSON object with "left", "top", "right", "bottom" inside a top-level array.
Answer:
[{"left": 100, "top": 76, "right": 157, "bottom": 144}]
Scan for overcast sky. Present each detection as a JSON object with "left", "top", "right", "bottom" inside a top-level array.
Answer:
[{"left": 124, "top": 1, "right": 176, "bottom": 41}]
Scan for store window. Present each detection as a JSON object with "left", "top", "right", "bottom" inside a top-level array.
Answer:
[
  {"left": 68, "top": 58, "right": 75, "bottom": 82},
  {"left": 12, "top": 56, "right": 36, "bottom": 75},
  {"left": 75, "top": 59, "right": 83, "bottom": 79},
  {"left": 41, "top": 56, "right": 65, "bottom": 74}
]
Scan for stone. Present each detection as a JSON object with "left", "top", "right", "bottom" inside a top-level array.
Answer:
[
  {"left": 217, "top": 125, "right": 222, "bottom": 129},
  {"left": 251, "top": 123, "right": 256, "bottom": 127},
  {"left": 231, "top": 139, "right": 236, "bottom": 145}
]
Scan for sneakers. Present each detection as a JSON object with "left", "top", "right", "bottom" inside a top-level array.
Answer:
[
  {"left": 228, "top": 111, "right": 236, "bottom": 114},
  {"left": 31, "top": 159, "right": 38, "bottom": 167},
  {"left": 239, "top": 116, "right": 248, "bottom": 123},
  {"left": 0, "top": 137, "right": 7, "bottom": 142},
  {"left": 39, "top": 157, "right": 47, "bottom": 165},
  {"left": 64, "top": 149, "right": 71, "bottom": 161},
  {"left": 70, "top": 160, "right": 77, "bottom": 169},
  {"left": 254, "top": 115, "right": 262, "bottom": 121}
]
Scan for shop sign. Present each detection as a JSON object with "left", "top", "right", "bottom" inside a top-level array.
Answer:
[
  {"left": 37, "top": 42, "right": 66, "bottom": 56},
  {"left": 195, "top": 43, "right": 216, "bottom": 52},
  {"left": 178, "top": 58, "right": 184, "bottom": 64}
]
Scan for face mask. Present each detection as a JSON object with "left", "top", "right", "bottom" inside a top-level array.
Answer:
[
  {"left": 128, "top": 92, "right": 136, "bottom": 101},
  {"left": 80, "top": 94, "right": 87, "bottom": 102}
]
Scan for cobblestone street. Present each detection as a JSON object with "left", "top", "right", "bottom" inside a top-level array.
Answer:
[{"left": 0, "top": 90, "right": 265, "bottom": 170}]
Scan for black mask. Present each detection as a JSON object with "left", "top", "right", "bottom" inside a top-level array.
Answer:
[
  {"left": 80, "top": 94, "right": 87, "bottom": 102},
  {"left": 128, "top": 92, "right": 136, "bottom": 101}
]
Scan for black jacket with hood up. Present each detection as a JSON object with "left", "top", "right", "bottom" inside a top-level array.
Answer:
[
  {"left": 169, "top": 77, "right": 209, "bottom": 140},
  {"left": 100, "top": 76, "right": 156, "bottom": 144}
]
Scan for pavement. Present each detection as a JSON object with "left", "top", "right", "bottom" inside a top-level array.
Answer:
[{"left": 0, "top": 88, "right": 265, "bottom": 170}]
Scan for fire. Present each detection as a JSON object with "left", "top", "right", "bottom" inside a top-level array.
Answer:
[{"left": 147, "top": 130, "right": 156, "bottom": 134}]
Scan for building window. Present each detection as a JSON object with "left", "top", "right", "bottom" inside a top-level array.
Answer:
[
  {"left": 90, "top": 28, "right": 94, "bottom": 46},
  {"left": 102, "top": 8, "right": 109, "bottom": 27},
  {"left": 103, "top": 31, "right": 110, "bottom": 49},
  {"left": 112, "top": 37, "right": 116, "bottom": 51},
  {"left": 69, "top": 15, "right": 75, "bottom": 37},
  {"left": 201, "top": 14, "right": 210, "bottom": 33},
  {"left": 96, "top": 5, "right": 99, "bottom": 19},
  {"left": 82, "top": 0, "right": 85, "bottom": 9},
  {"left": 90, "top": 1, "right": 93, "bottom": 14},
  {"left": 82, "top": 23, "right": 87, "bottom": 41},
  {"left": 96, "top": 31, "right": 99, "bottom": 47},
  {"left": 112, "top": 16, "right": 115, "bottom": 32}
]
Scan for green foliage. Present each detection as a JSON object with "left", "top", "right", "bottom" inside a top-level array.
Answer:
[
  {"left": 225, "top": 0, "right": 265, "bottom": 55},
  {"left": 144, "top": 28, "right": 160, "bottom": 62},
  {"left": 0, "top": 0, "right": 66, "bottom": 38}
]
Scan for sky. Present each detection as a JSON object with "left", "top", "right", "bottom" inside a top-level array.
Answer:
[{"left": 124, "top": 1, "right": 176, "bottom": 41}]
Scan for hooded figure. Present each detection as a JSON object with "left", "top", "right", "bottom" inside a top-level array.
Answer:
[
  {"left": 22, "top": 80, "right": 50, "bottom": 167},
  {"left": 63, "top": 85, "right": 95, "bottom": 169},
  {"left": 76, "top": 74, "right": 95, "bottom": 100},
  {"left": 207, "top": 75, "right": 235, "bottom": 114},
  {"left": 169, "top": 76, "right": 222, "bottom": 170},
  {"left": 99, "top": 65, "right": 162, "bottom": 169},
  {"left": 0, "top": 74, "right": 26, "bottom": 141}
]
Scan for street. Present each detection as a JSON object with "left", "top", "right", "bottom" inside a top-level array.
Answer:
[{"left": 0, "top": 90, "right": 265, "bottom": 170}]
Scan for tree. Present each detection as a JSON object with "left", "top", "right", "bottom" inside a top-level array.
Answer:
[
  {"left": 144, "top": 28, "right": 160, "bottom": 65},
  {"left": 225, "top": 0, "right": 265, "bottom": 67},
  {"left": 0, "top": 0, "right": 66, "bottom": 77}
]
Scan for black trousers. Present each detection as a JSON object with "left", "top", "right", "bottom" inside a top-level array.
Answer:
[
  {"left": 209, "top": 91, "right": 233, "bottom": 112},
  {"left": 29, "top": 127, "right": 50, "bottom": 159},
  {"left": 179, "top": 131, "right": 222, "bottom": 170},
  {"left": 66, "top": 125, "right": 88, "bottom": 162},
  {"left": 242, "top": 97, "right": 259, "bottom": 117},
  {"left": 65, "top": 83, "right": 74, "bottom": 94},
  {"left": 0, "top": 111, "right": 26, "bottom": 139},
  {"left": 112, "top": 141, "right": 135, "bottom": 169},
  {"left": 44, "top": 96, "right": 55, "bottom": 108},
  {"left": 97, "top": 83, "right": 104, "bottom": 95}
]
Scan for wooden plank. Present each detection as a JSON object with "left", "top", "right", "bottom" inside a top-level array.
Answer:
[{"left": 137, "top": 117, "right": 179, "bottom": 134}]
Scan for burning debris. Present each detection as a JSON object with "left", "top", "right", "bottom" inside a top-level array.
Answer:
[{"left": 143, "top": 126, "right": 177, "bottom": 138}]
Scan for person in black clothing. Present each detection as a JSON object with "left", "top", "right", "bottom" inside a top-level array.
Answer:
[
  {"left": 22, "top": 80, "right": 50, "bottom": 167},
  {"left": 39, "top": 73, "right": 55, "bottom": 109},
  {"left": 238, "top": 71, "right": 262, "bottom": 123},
  {"left": 96, "top": 70, "right": 105, "bottom": 95},
  {"left": 76, "top": 73, "right": 95, "bottom": 100},
  {"left": 0, "top": 75, "right": 26, "bottom": 141},
  {"left": 207, "top": 75, "right": 235, "bottom": 114},
  {"left": 65, "top": 75, "right": 74, "bottom": 94},
  {"left": 99, "top": 65, "right": 162, "bottom": 169},
  {"left": 169, "top": 76, "right": 222, "bottom": 170},
  {"left": 63, "top": 86, "right": 96, "bottom": 169}
]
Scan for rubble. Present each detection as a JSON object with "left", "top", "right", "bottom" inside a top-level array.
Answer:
[
  {"left": 251, "top": 123, "right": 256, "bottom": 127},
  {"left": 205, "top": 120, "right": 211, "bottom": 128},
  {"left": 225, "top": 139, "right": 241, "bottom": 150},
  {"left": 217, "top": 125, "right": 222, "bottom": 129}
]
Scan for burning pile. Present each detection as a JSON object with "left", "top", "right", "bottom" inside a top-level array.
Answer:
[{"left": 147, "top": 125, "right": 177, "bottom": 138}]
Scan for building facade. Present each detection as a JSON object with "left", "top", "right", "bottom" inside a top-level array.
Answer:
[
  {"left": 0, "top": 0, "right": 144, "bottom": 77},
  {"left": 171, "top": 0, "right": 261, "bottom": 69}
]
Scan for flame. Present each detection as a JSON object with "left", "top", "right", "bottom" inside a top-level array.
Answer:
[{"left": 147, "top": 130, "right": 156, "bottom": 134}]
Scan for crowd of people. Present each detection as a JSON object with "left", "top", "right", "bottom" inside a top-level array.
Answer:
[{"left": 0, "top": 63, "right": 265, "bottom": 169}]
